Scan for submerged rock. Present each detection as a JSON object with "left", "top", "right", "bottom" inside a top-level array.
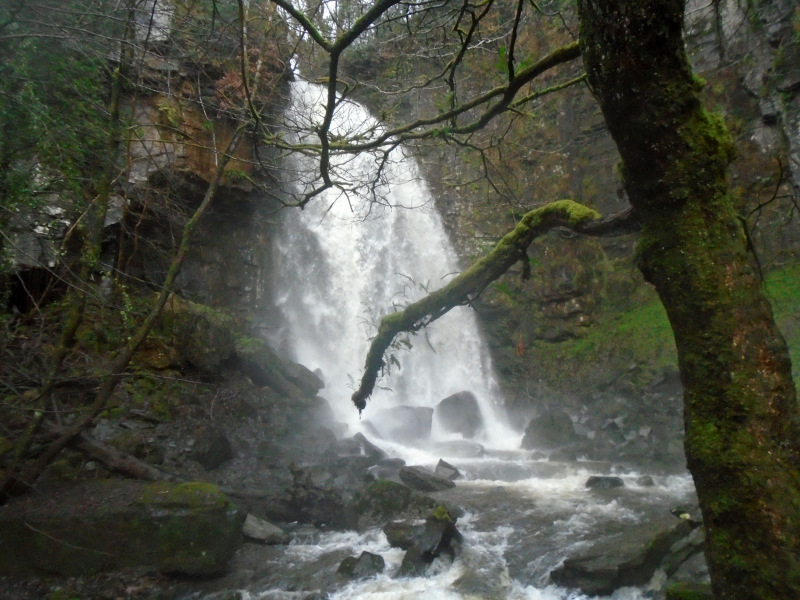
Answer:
[{"left": 585, "top": 475, "right": 625, "bottom": 490}]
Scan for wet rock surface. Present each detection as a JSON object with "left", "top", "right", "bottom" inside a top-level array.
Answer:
[
  {"left": 550, "top": 518, "right": 702, "bottom": 596},
  {"left": 337, "top": 551, "right": 385, "bottom": 579},
  {"left": 399, "top": 465, "right": 457, "bottom": 492},
  {"left": 435, "top": 391, "right": 484, "bottom": 438},
  {"left": 0, "top": 481, "right": 244, "bottom": 577}
]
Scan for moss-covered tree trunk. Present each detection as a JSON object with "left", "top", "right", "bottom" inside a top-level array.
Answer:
[{"left": 576, "top": 1, "right": 800, "bottom": 597}]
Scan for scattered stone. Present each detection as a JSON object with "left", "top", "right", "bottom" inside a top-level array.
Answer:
[
  {"left": 435, "top": 459, "right": 461, "bottom": 481},
  {"left": 399, "top": 466, "right": 456, "bottom": 492},
  {"left": 242, "top": 514, "right": 290, "bottom": 545},
  {"left": 338, "top": 551, "right": 385, "bottom": 579},
  {"left": 435, "top": 391, "right": 484, "bottom": 438},
  {"left": 585, "top": 475, "right": 625, "bottom": 490},
  {"left": 521, "top": 409, "right": 577, "bottom": 449},
  {"left": 636, "top": 475, "right": 655, "bottom": 487}
]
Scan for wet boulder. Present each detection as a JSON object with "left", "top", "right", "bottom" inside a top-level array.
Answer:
[
  {"left": 586, "top": 475, "right": 625, "bottom": 490},
  {"left": 352, "top": 479, "right": 414, "bottom": 521},
  {"left": 352, "top": 432, "right": 388, "bottom": 461},
  {"left": 242, "top": 514, "right": 291, "bottom": 545},
  {"left": 435, "top": 459, "right": 461, "bottom": 481},
  {"left": 521, "top": 409, "right": 578, "bottom": 449},
  {"left": 338, "top": 551, "right": 385, "bottom": 579},
  {"left": 0, "top": 481, "right": 244, "bottom": 576},
  {"left": 399, "top": 465, "right": 456, "bottom": 492},
  {"left": 387, "top": 506, "right": 463, "bottom": 577},
  {"left": 373, "top": 405, "right": 434, "bottom": 442},
  {"left": 435, "top": 391, "right": 484, "bottom": 438},
  {"left": 550, "top": 519, "right": 696, "bottom": 595}
]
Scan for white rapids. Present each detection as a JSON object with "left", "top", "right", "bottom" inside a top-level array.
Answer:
[
  {"left": 241, "top": 80, "right": 700, "bottom": 600},
  {"left": 272, "top": 79, "right": 512, "bottom": 447}
]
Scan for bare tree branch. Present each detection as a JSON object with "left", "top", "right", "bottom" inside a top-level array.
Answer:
[{"left": 351, "top": 201, "right": 640, "bottom": 410}]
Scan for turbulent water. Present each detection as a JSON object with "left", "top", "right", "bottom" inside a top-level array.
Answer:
[
  {"left": 273, "top": 80, "right": 509, "bottom": 444},
  {"left": 211, "top": 453, "right": 695, "bottom": 600},
  {"left": 243, "top": 80, "right": 698, "bottom": 600}
]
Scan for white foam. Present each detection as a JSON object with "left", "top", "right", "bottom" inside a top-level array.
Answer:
[{"left": 274, "top": 80, "right": 513, "bottom": 446}]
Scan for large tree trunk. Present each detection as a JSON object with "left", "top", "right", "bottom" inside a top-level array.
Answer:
[{"left": 576, "top": 1, "right": 800, "bottom": 597}]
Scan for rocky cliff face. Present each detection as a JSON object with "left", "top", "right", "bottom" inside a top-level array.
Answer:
[
  {"left": 5, "top": 0, "right": 797, "bottom": 437},
  {"left": 417, "top": 0, "right": 800, "bottom": 421}
]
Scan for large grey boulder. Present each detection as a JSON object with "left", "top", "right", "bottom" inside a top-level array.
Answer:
[
  {"left": 0, "top": 481, "right": 244, "bottom": 576},
  {"left": 550, "top": 519, "right": 698, "bottom": 595},
  {"left": 521, "top": 409, "right": 577, "bottom": 449},
  {"left": 435, "top": 391, "right": 484, "bottom": 438}
]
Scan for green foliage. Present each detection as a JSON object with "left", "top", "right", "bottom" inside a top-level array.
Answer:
[
  {"left": 0, "top": 34, "right": 111, "bottom": 214},
  {"left": 765, "top": 263, "right": 800, "bottom": 384},
  {"left": 430, "top": 504, "right": 453, "bottom": 523}
]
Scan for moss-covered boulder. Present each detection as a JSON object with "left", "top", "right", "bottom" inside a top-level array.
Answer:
[
  {"left": 162, "top": 294, "right": 237, "bottom": 374},
  {"left": 0, "top": 480, "right": 244, "bottom": 576},
  {"left": 665, "top": 582, "right": 713, "bottom": 600}
]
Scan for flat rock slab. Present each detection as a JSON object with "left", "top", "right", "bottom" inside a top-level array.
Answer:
[
  {"left": 399, "top": 466, "right": 456, "bottom": 492},
  {"left": 0, "top": 480, "right": 244, "bottom": 576},
  {"left": 550, "top": 517, "right": 695, "bottom": 596}
]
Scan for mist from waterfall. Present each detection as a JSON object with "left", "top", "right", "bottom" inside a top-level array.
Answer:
[{"left": 272, "top": 80, "right": 515, "bottom": 447}]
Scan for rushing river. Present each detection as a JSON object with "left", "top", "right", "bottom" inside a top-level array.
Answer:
[
  {"left": 201, "top": 447, "right": 695, "bottom": 600},
  {"left": 229, "top": 79, "right": 700, "bottom": 600}
]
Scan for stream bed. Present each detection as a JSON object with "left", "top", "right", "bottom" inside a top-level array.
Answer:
[{"left": 195, "top": 446, "right": 698, "bottom": 600}]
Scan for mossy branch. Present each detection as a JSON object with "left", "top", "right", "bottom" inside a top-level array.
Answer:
[{"left": 351, "top": 201, "right": 640, "bottom": 411}]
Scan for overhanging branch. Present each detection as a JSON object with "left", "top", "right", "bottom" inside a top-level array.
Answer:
[{"left": 351, "top": 201, "right": 640, "bottom": 411}]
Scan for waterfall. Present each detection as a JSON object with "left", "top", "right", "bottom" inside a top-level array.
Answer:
[{"left": 272, "top": 80, "right": 513, "bottom": 446}]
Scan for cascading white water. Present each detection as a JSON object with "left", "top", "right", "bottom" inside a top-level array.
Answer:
[{"left": 273, "top": 80, "right": 513, "bottom": 446}]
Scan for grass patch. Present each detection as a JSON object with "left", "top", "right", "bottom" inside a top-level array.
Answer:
[
  {"left": 765, "top": 263, "right": 800, "bottom": 383},
  {"left": 530, "top": 261, "right": 800, "bottom": 392}
]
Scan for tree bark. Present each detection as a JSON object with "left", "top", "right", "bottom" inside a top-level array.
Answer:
[{"left": 576, "top": 1, "right": 800, "bottom": 597}]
